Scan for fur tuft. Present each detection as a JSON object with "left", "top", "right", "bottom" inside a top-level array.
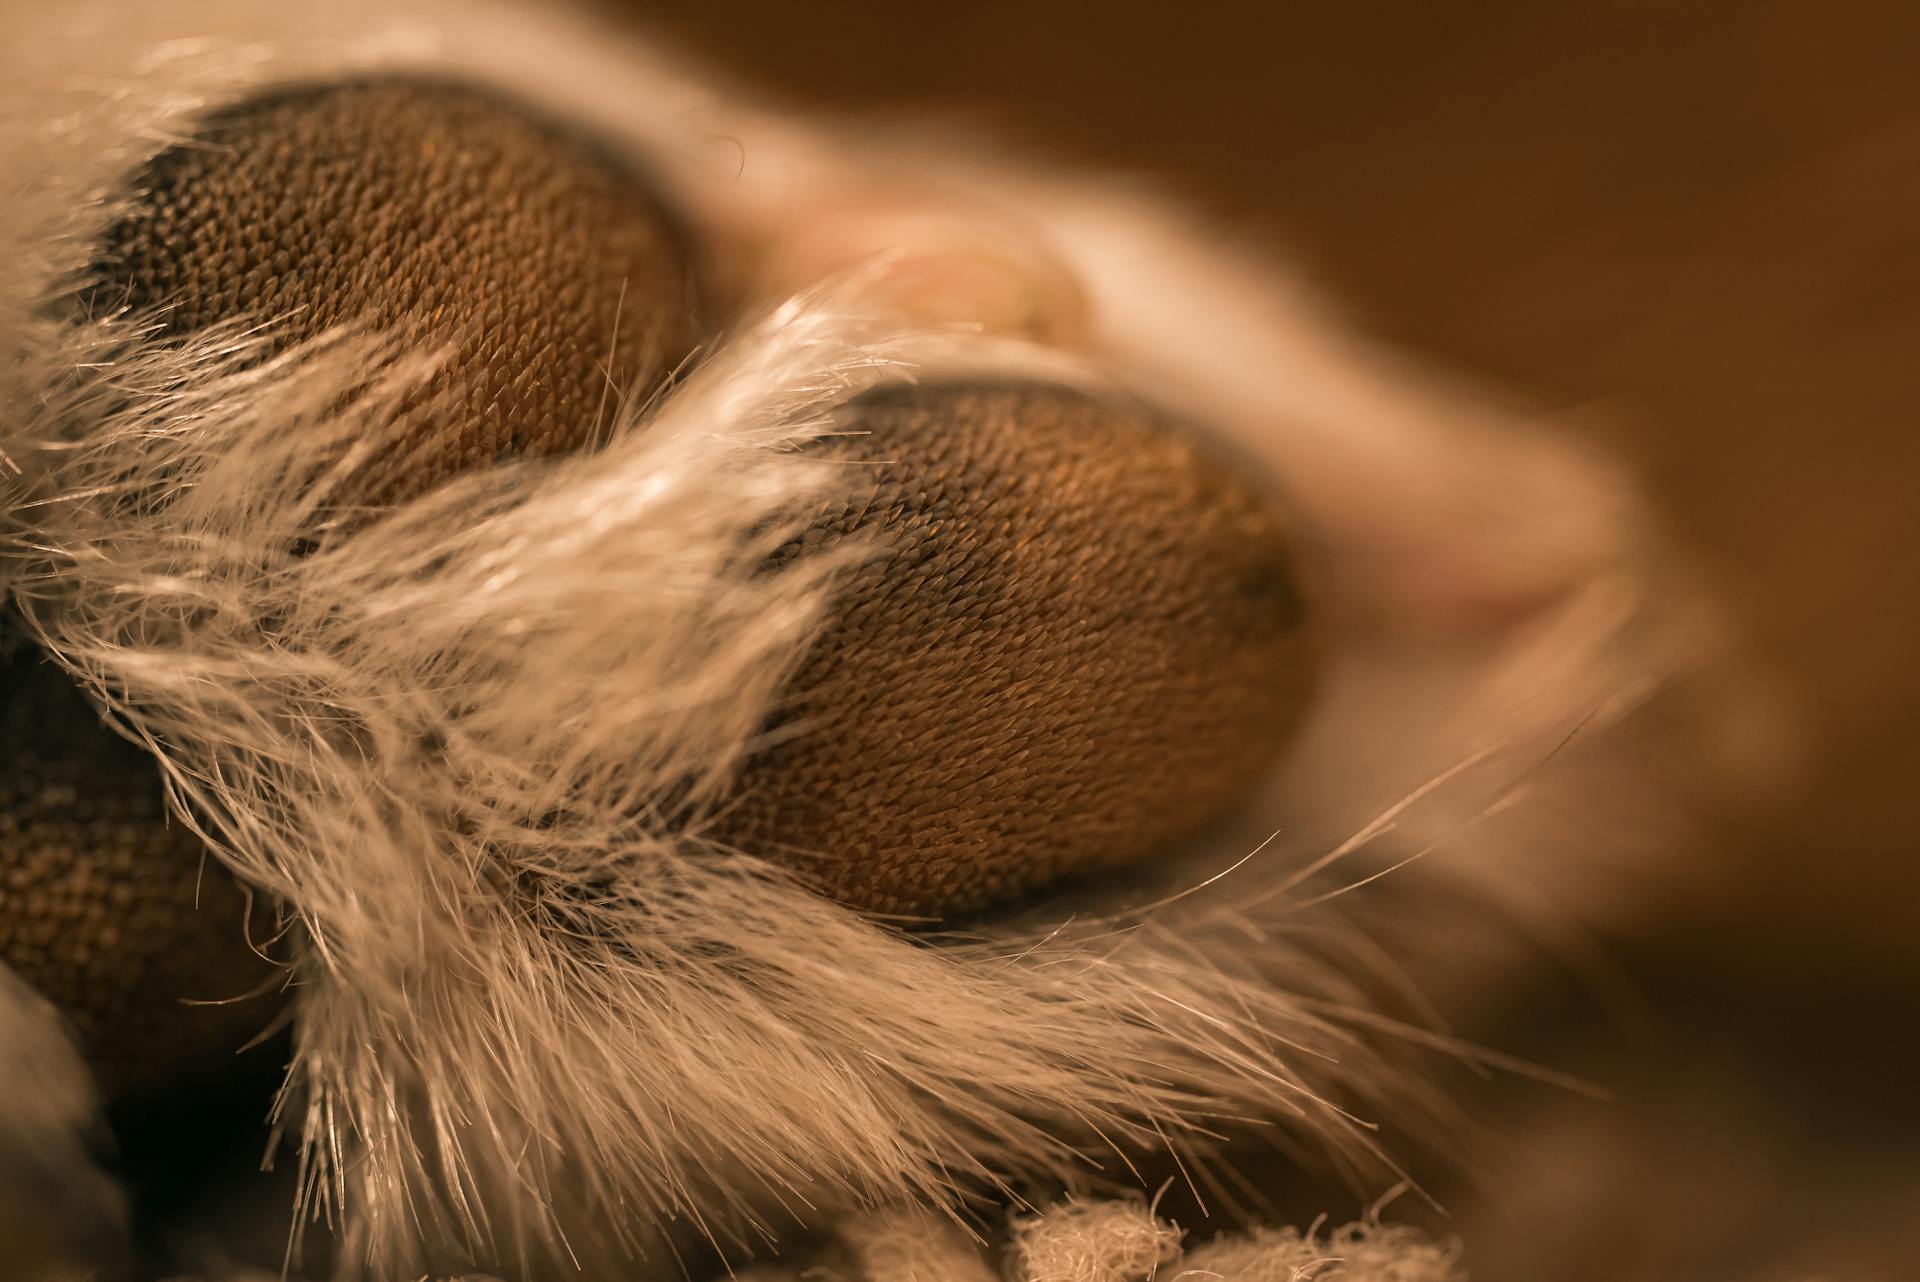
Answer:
[
  {"left": 4, "top": 294, "right": 1461, "bottom": 1273},
  {"left": 0, "top": 2, "right": 1781, "bottom": 1275}
]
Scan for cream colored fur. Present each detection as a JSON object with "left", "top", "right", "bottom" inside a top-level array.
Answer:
[{"left": 0, "top": 2, "right": 1758, "bottom": 1277}]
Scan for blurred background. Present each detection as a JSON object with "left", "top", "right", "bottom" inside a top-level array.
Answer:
[{"left": 606, "top": 2, "right": 1920, "bottom": 1278}]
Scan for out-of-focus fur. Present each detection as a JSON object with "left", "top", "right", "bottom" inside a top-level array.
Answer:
[{"left": 0, "top": 2, "right": 1767, "bottom": 1278}]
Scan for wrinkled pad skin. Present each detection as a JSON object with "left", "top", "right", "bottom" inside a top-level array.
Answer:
[
  {"left": 714, "top": 381, "right": 1315, "bottom": 917},
  {"left": 0, "top": 646, "right": 273, "bottom": 1094},
  {"left": 86, "top": 77, "right": 698, "bottom": 510}
]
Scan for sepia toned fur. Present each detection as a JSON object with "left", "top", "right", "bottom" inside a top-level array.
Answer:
[{"left": 0, "top": 3, "right": 1784, "bottom": 1279}]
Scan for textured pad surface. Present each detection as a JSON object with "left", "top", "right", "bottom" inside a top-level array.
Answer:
[
  {"left": 87, "top": 78, "right": 697, "bottom": 510},
  {"left": 714, "top": 382, "right": 1316, "bottom": 917},
  {"left": 0, "top": 642, "right": 274, "bottom": 1095}
]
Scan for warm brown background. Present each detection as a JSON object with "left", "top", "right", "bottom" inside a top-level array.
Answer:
[{"left": 604, "top": 3, "right": 1920, "bottom": 1278}]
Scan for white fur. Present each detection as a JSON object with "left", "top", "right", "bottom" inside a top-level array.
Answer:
[
  {"left": 0, "top": 1, "right": 1767, "bottom": 1276},
  {"left": 738, "top": 1199, "right": 1461, "bottom": 1282}
]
